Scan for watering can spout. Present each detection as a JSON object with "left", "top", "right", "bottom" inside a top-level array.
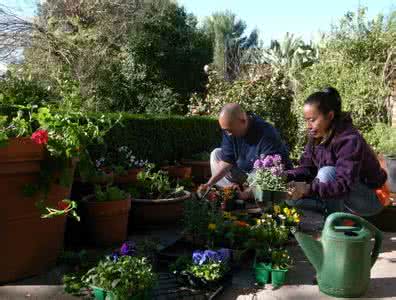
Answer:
[{"left": 294, "top": 231, "right": 323, "bottom": 272}]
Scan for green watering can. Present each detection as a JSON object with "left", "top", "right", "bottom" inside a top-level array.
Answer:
[{"left": 294, "top": 212, "right": 383, "bottom": 298}]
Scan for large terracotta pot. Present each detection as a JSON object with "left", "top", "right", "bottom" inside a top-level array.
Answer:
[
  {"left": 161, "top": 166, "right": 192, "bottom": 180},
  {"left": 130, "top": 191, "right": 191, "bottom": 228},
  {"left": 114, "top": 168, "right": 143, "bottom": 184},
  {"left": 84, "top": 195, "right": 131, "bottom": 246},
  {"left": 0, "top": 138, "right": 72, "bottom": 283},
  {"left": 180, "top": 160, "right": 211, "bottom": 183}
]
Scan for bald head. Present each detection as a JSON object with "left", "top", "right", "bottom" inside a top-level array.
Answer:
[{"left": 219, "top": 103, "right": 249, "bottom": 137}]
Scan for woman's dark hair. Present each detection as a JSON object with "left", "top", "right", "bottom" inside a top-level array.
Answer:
[{"left": 304, "top": 86, "right": 342, "bottom": 120}]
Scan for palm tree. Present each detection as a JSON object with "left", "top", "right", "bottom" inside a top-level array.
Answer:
[{"left": 203, "top": 11, "right": 258, "bottom": 81}]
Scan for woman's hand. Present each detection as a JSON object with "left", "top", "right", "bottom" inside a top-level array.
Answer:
[{"left": 287, "top": 181, "right": 310, "bottom": 200}]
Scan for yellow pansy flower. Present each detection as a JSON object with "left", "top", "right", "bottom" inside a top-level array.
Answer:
[{"left": 208, "top": 223, "right": 217, "bottom": 231}]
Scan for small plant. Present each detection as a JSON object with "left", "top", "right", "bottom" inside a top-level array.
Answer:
[
  {"left": 171, "top": 249, "right": 231, "bottom": 287},
  {"left": 270, "top": 249, "right": 293, "bottom": 270},
  {"left": 83, "top": 256, "right": 156, "bottom": 299},
  {"left": 247, "top": 154, "right": 287, "bottom": 201},
  {"left": 94, "top": 185, "right": 129, "bottom": 202},
  {"left": 136, "top": 164, "right": 184, "bottom": 199}
]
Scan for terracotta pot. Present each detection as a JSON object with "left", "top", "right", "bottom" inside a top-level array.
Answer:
[
  {"left": 161, "top": 166, "right": 192, "bottom": 179},
  {"left": 0, "top": 138, "right": 71, "bottom": 283},
  {"left": 114, "top": 168, "right": 143, "bottom": 184},
  {"left": 84, "top": 195, "right": 131, "bottom": 246},
  {"left": 180, "top": 160, "right": 211, "bottom": 183},
  {"left": 130, "top": 191, "right": 191, "bottom": 228}
]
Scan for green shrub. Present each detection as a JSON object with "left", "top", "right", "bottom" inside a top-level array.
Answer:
[
  {"left": 90, "top": 113, "right": 221, "bottom": 164},
  {"left": 188, "top": 69, "right": 297, "bottom": 150},
  {"left": 371, "top": 125, "right": 396, "bottom": 157}
]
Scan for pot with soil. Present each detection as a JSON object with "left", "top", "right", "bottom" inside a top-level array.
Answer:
[{"left": 83, "top": 185, "right": 131, "bottom": 246}]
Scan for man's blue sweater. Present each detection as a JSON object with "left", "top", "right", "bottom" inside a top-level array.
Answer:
[{"left": 220, "top": 113, "right": 292, "bottom": 173}]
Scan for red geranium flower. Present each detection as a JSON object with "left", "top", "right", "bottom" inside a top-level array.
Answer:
[
  {"left": 31, "top": 129, "right": 49, "bottom": 145},
  {"left": 57, "top": 200, "right": 70, "bottom": 210}
]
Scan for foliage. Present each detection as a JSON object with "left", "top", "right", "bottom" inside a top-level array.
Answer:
[
  {"left": 248, "top": 154, "right": 287, "bottom": 193},
  {"left": 135, "top": 164, "right": 184, "bottom": 199},
  {"left": 14, "top": 0, "right": 212, "bottom": 113},
  {"left": 83, "top": 256, "right": 156, "bottom": 299},
  {"left": 374, "top": 125, "right": 396, "bottom": 156},
  {"left": 90, "top": 113, "right": 221, "bottom": 165},
  {"left": 270, "top": 249, "right": 293, "bottom": 270},
  {"left": 183, "top": 198, "right": 214, "bottom": 245},
  {"left": 203, "top": 10, "right": 258, "bottom": 81},
  {"left": 94, "top": 185, "right": 129, "bottom": 202},
  {"left": 0, "top": 104, "right": 116, "bottom": 219},
  {"left": 188, "top": 69, "right": 297, "bottom": 149},
  {"left": 261, "top": 32, "right": 319, "bottom": 91},
  {"left": 171, "top": 249, "right": 231, "bottom": 284},
  {"left": 292, "top": 8, "right": 395, "bottom": 157},
  {"left": 363, "top": 123, "right": 392, "bottom": 152},
  {"left": 0, "top": 71, "right": 57, "bottom": 106},
  {"left": 126, "top": 1, "right": 212, "bottom": 106}
]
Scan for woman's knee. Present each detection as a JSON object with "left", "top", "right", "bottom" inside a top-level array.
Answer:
[{"left": 316, "top": 166, "right": 336, "bottom": 183}]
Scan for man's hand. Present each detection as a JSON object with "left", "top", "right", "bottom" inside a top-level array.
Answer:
[
  {"left": 198, "top": 183, "right": 210, "bottom": 193},
  {"left": 287, "top": 181, "right": 310, "bottom": 200},
  {"left": 234, "top": 185, "right": 252, "bottom": 201}
]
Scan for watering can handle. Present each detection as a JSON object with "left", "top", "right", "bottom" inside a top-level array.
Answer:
[{"left": 326, "top": 212, "right": 383, "bottom": 267}]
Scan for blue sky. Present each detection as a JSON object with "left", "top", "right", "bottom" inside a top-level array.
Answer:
[
  {"left": 178, "top": 0, "right": 395, "bottom": 42},
  {"left": 1, "top": 0, "right": 395, "bottom": 43}
]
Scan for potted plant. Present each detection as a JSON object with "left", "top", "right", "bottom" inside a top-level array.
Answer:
[
  {"left": 270, "top": 249, "right": 293, "bottom": 287},
  {"left": 253, "top": 248, "right": 272, "bottom": 285},
  {"left": 170, "top": 248, "right": 231, "bottom": 289},
  {"left": 247, "top": 154, "right": 288, "bottom": 203},
  {"left": 83, "top": 185, "right": 131, "bottom": 246},
  {"left": 83, "top": 255, "right": 156, "bottom": 300},
  {"left": 111, "top": 146, "right": 150, "bottom": 184},
  {"left": 0, "top": 106, "right": 113, "bottom": 282},
  {"left": 181, "top": 152, "right": 211, "bottom": 183},
  {"left": 130, "top": 164, "right": 191, "bottom": 226}
]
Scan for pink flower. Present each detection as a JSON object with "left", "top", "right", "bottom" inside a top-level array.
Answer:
[
  {"left": 253, "top": 159, "right": 263, "bottom": 169},
  {"left": 31, "top": 129, "right": 49, "bottom": 145}
]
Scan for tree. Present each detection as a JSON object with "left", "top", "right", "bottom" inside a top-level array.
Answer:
[{"left": 203, "top": 11, "right": 258, "bottom": 81}]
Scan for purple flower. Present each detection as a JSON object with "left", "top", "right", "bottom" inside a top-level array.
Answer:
[
  {"left": 263, "top": 156, "right": 274, "bottom": 168},
  {"left": 253, "top": 159, "right": 263, "bottom": 169},
  {"left": 272, "top": 154, "right": 282, "bottom": 164},
  {"left": 203, "top": 250, "right": 219, "bottom": 263},
  {"left": 120, "top": 241, "right": 136, "bottom": 256},
  {"left": 192, "top": 250, "right": 205, "bottom": 265}
]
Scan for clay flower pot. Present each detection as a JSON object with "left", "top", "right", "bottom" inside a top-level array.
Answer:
[
  {"left": 130, "top": 191, "right": 191, "bottom": 228},
  {"left": 0, "top": 138, "right": 72, "bottom": 282},
  {"left": 114, "top": 168, "right": 144, "bottom": 184},
  {"left": 180, "top": 159, "right": 211, "bottom": 183},
  {"left": 84, "top": 195, "right": 131, "bottom": 246},
  {"left": 161, "top": 166, "right": 192, "bottom": 179}
]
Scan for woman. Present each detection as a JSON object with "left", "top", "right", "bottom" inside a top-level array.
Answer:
[{"left": 286, "top": 87, "right": 387, "bottom": 217}]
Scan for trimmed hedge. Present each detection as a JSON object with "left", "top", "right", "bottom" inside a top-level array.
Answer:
[
  {"left": 98, "top": 113, "right": 221, "bottom": 164},
  {"left": 0, "top": 104, "right": 222, "bottom": 163}
]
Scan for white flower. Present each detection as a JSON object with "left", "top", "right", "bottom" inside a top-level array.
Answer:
[{"left": 278, "top": 214, "right": 286, "bottom": 220}]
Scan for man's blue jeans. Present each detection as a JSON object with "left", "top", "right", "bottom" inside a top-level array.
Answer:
[{"left": 286, "top": 166, "right": 383, "bottom": 217}]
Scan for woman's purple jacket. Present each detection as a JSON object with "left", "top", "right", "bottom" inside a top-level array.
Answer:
[{"left": 287, "top": 116, "right": 387, "bottom": 198}]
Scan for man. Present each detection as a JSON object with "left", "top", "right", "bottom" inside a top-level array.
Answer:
[{"left": 200, "top": 103, "right": 292, "bottom": 199}]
